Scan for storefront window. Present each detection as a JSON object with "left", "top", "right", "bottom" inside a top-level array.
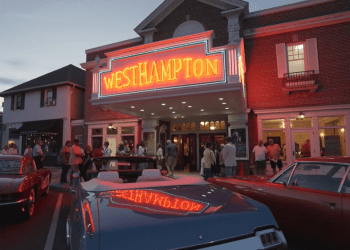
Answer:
[
  {"left": 290, "top": 118, "right": 312, "bottom": 128},
  {"left": 262, "top": 119, "right": 285, "bottom": 129},
  {"left": 318, "top": 116, "right": 345, "bottom": 127},
  {"left": 121, "top": 127, "right": 135, "bottom": 134},
  {"left": 92, "top": 128, "right": 103, "bottom": 136},
  {"left": 319, "top": 129, "right": 346, "bottom": 156},
  {"left": 91, "top": 137, "right": 103, "bottom": 150},
  {"left": 107, "top": 127, "right": 118, "bottom": 135}
]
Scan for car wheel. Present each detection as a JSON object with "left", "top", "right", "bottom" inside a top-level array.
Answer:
[{"left": 23, "top": 188, "right": 35, "bottom": 219}]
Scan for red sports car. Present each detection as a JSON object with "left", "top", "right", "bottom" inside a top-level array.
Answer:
[
  {"left": 0, "top": 155, "right": 51, "bottom": 219},
  {"left": 208, "top": 157, "right": 350, "bottom": 249}
]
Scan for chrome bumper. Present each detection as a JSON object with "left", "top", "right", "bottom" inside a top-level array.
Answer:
[{"left": 0, "top": 198, "right": 28, "bottom": 206}]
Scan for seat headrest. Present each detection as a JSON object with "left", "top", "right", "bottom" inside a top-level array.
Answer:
[
  {"left": 97, "top": 171, "right": 120, "bottom": 182},
  {"left": 142, "top": 169, "right": 161, "bottom": 178}
]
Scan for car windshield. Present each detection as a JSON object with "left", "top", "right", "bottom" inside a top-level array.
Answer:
[
  {"left": 0, "top": 160, "right": 22, "bottom": 174},
  {"left": 91, "top": 158, "right": 156, "bottom": 171}
]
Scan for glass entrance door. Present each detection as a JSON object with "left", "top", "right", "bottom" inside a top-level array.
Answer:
[{"left": 292, "top": 131, "right": 311, "bottom": 160}]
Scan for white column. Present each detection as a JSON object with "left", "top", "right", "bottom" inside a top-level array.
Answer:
[
  {"left": 345, "top": 115, "right": 350, "bottom": 156},
  {"left": 285, "top": 118, "right": 293, "bottom": 165},
  {"left": 312, "top": 116, "right": 320, "bottom": 157},
  {"left": 63, "top": 118, "right": 71, "bottom": 145}
]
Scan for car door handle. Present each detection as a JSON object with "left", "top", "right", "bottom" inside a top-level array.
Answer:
[{"left": 257, "top": 188, "right": 264, "bottom": 191}]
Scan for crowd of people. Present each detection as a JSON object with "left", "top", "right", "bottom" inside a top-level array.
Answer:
[{"left": 0, "top": 137, "right": 287, "bottom": 182}]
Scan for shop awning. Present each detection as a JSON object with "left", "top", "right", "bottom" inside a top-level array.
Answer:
[{"left": 12, "top": 119, "right": 62, "bottom": 135}]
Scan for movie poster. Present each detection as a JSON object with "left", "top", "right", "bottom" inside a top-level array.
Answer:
[{"left": 230, "top": 128, "right": 247, "bottom": 158}]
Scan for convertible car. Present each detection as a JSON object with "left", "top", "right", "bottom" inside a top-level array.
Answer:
[
  {"left": 67, "top": 156, "right": 287, "bottom": 250},
  {"left": 0, "top": 155, "right": 51, "bottom": 219},
  {"left": 208, "top": 157, "right": 350, "bottom": 249}
]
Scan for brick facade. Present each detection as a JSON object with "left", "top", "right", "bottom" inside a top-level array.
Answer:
[{"left": 245, "top": 22, "right": 350, "bottom": 110}]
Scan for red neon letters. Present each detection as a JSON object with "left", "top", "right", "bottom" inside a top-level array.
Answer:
[
  {"left": 107, "top": 190, "right": 206, "bottom": 213},
  {"left": 100, "top": 43, "right": 224, "bottom": 96}
]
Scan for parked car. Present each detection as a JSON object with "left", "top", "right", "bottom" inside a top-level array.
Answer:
[
  {"left": 0, "top": 155, "right": 51, "bottom": 219},
  {"left": 208, "top": 157, "right": 350, "bottom": 249},
  {"left": 67, "top": 156, "right": 288, "bottom": 250}
]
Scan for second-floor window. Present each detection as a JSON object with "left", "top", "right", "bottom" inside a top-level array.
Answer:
[
  {"left": 40, "top": 87, "right": 56, "bottom": 107},
  {"left": 11, "top": 93, "right": 25, "bottom": 111},
  {"left": 45, "top": 89, "right": 54, "bottom": 106},
  {"left": 287, "top": 43, "right": 305, "bottom": 73},
  {"left": 16, "top": 94, "right": 22, "bottom": 109}
]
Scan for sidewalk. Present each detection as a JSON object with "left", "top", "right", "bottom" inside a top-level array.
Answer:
[{"left": 47, "top": 162, "right": 289, "bottom": 190}]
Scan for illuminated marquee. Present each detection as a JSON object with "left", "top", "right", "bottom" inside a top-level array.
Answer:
[
  {"left": 104, "top": 189, "right": 208, "bottom": 215},
  {"left": 99, "top": 41, "right": 225, "bottom": 97}
]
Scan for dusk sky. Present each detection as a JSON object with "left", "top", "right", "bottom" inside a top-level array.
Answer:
[{"left": 0, "top": 0, "right": 305, "bottom": 110}]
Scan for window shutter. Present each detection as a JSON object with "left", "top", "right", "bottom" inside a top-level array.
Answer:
[
  {"left": 306, "top": 38, "right": 319, "bottom": 74},
  {"left": 21, "top": 93, "right": 25, "bottom": 110},
  {"left": 40, "top": 89, "right": 45, "bottom": 107},
  {"left": 11, "top": 95, "right": 15, "bottom": 110},
  {"left": 52, "top": 87, "right": 57, "bottom": 106},
  {"left": 276, "top": 43, "right": 288, "bottom": 78}
]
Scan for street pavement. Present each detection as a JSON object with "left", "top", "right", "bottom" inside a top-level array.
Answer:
[{"left": 1, "top": 163, "right": 313, "bottom": 250}]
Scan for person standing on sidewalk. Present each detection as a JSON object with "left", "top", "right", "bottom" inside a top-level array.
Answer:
[
  {"left": 33, "top": 140, "right": 44, "bottom": 169},
  {"left": 60, "top": 140, "right": 71, "bottom": 184},
  {"left": 24, "top": 145, "right": 33, "bottom": 158},
  {"left": 1, "top": 145, "right": 8, "bottom": 155},
  {"left": 69, "top": 139, "right": 83, "bottom": 178},
  {"left": 250, "top": 140, "right": 267, "bottom": 176},
  {"left": 222, "top": 137, "right": 237, "bottom": 177},
  {"left": 203, "top": 142, "right": 216, "bottom": 181},
  {"left": 156, "top": 143, "right": 164, "bottom": 171},
  {"left": 267, "top": 139, "right": 283, "bottom": 174},
  {"left": 165, "top": 140, "right": 178, "bottom": 177}
]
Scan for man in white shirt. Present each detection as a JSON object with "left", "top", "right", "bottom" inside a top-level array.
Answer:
[
  {"left": 222, "top": 137, "right": 237, "bottom": 177},
  {"left": 33, "top": 141, "right": 44, "bottom": 169},
  {"left": 102, "top": 141, "right": 111, "bottom": 170},
  {"left": 250, "top": 140, "right": 267, "bottom": 176}
]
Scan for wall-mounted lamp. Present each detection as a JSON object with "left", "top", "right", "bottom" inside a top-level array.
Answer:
[
  {"left": 108, "top": 124, "right": 113, "bottom": 129},
  {"left": 297, "top": 112, "right": 305, "bottom": 120}
]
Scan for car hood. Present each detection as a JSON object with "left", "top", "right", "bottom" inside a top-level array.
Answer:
[
  {"left": 93, "top": 185, "right": 277, "bottom": 250},
  {"left": 0, "top": 175, "right": 24, "bottom": 192}
]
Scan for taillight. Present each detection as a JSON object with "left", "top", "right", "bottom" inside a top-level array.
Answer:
[{"left": 82, "top": 200, "right": 95, "bottom": 238}]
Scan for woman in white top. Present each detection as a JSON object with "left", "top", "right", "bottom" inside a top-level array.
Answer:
[
  {"left": 24, "top": 145, "right": 33, "bottom": 158},
  {"left": 156, "top": 143, "right": 163, "bottom": 170},
  {"left": 9, "top": 144, "right": 19, "bottom": 155}
]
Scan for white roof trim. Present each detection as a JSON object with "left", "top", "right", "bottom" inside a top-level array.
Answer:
[
  {"left": 244, "top": 10, "right": 350, "bottom": 38},
  {"left": 134, "top": 0, "right": 247, "bottom": 34},
  {"left": 85, "top": 37, "right": 142, "bottom": 54},
  {"left": 71, "top": 119, "right": 84, "bottom": 126},
  {"left": 253, "top": 104, "right": 350, "bottom": 115},
  {"left": 0, "top": 81, "right": 84, "bottom": 96},
  {"left": 246, "top": 0, "right": 336, "bottom": 18}
]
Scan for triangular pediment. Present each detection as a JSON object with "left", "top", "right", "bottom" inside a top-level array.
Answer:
[{"left": 134, "top": 0, "right": 248, "bottom": 35}]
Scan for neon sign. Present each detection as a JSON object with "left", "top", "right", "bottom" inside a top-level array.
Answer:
[
  {"left": 99, "top": 42, "right": 225, "bottom": 97},
  {"left": 104, "top": 189, "right": 208, "bottom": 215}
]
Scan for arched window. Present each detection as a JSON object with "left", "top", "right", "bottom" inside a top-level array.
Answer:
[{"left": 173, "top": 20, "right": 205, "bottom": 38}]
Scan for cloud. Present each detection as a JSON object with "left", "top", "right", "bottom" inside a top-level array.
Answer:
[
  {"left": 0, "top": 77, "right": 25, "bottom": 86},
  {"left": 2, "top": 59, "right": 26, "bottom": 67}
]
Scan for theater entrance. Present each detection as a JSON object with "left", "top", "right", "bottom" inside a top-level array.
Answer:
[{"left": 171, "top": 134, "right": 197, "bottom": 171}]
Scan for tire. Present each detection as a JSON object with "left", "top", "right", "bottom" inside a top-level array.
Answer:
[{"left": 23, "top": 188, "right": 35, "bottom": 219}]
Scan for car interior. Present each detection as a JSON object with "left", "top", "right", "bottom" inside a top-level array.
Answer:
[{"left": 83, "top": 158, "right": 167, "bottom": 184}]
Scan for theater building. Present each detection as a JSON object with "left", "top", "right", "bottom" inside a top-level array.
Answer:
[
  {"left": 81, "top": 0, "right": 250, "bottom": 171},
  {"left": 244, "top": 0, "right": 350, "bottom": 165},
  {"left": 82, "top": 0, "right": 350, "bottom": 170}
]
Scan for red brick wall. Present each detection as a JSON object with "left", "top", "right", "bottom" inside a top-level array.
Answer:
[
  {"left": 245, "top": 22, "right": 350, "bottom": 110},
  {"left": 244, "top": 0, "right": 350, "bottom": 30},
  {"left": 153, "top": 0, "right": 230, "bottom": 47},
  {"left": 84, "top": 69, "right": 136, "bottom": 123}
]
